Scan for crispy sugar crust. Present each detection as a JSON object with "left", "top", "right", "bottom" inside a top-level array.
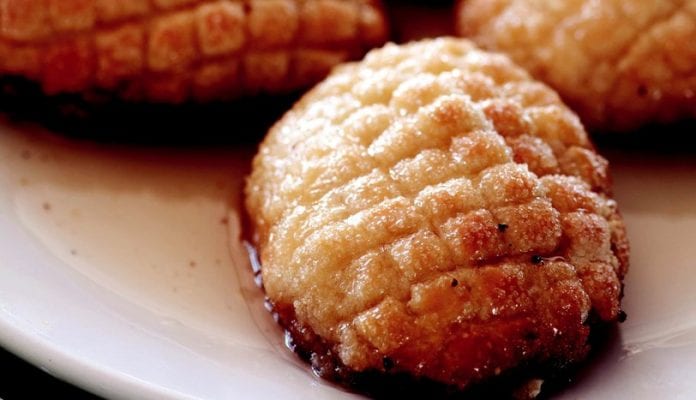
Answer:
[
  {"left": 0, "top": 0, "right": 387, "bottom": 102},
  {"left": 246, "top": 38, "right": 629, "bottom": 390},
  {"left": 457, "top": 0, "right": 696, "bottom": 132}
]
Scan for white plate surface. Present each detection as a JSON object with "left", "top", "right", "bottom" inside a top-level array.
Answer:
[{"left": 0, "top": 118, "right": 695, "bottom": 400}]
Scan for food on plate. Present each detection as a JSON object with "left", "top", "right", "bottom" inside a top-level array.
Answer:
[
  {"left": 245, "top": 38, "right": 629, "bottom": 397},
  {"left": 0, "top": 0, "right": 387, "bottom": 102},
  {"left": 456, "top": 0, "right": 696, "bottom": 132}
]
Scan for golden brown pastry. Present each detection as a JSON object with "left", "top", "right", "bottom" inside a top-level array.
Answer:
[
  {"left": 0, "top": 0, "right": 387, "bottom": 102},
  {"left": 246, "top": 38, "right": 628, "bottom": 396},
  {"left": 457, "top": 0, "right": 696, "bottom": 132}
]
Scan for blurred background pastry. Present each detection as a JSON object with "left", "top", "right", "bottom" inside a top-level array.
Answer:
[
  {"left": 457, "top": 0, "right": 696, "bottom": 132},
  {"left": 0, "top": 0, "right": 388, "bottom": 103}
]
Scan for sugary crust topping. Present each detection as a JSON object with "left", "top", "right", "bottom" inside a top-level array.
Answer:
[
  {"left": 0, "top": 0, "right": 388, "bottom": 101},
  {"left": 246, "top": 38, "right": 628, "bottom": 388},
  {"left": 457, "top": 0, "right": 696, "bottom": 132}
]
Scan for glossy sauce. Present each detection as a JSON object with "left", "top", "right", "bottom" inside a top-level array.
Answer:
[{"left": 0, "top": 121, "right": 262, "bottom": 345}]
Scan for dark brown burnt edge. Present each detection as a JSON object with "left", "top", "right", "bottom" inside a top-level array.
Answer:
[
  {"left": 245, "top": 240, "right": 620, "bottom": 400},
  {"left": 0, "top": 75, "right": 299, "bottom": 145},
  {"left": 272, "top": 301, "right": 620, "bottom": 400}
]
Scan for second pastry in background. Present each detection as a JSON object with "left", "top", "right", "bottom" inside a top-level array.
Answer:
[
  {"left": 0, "top": 0, "right": 388, "bottom": 103},
  {"left": 457, "top": 0, "right": 696, "bottom": 132}
]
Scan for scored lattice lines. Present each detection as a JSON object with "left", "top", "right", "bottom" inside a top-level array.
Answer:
[
  {"left": 0, "top": 0, "right": 378, "bottom": 47},
  {"left": 0, "top": 0, "right": 387, "bottom": 100}
]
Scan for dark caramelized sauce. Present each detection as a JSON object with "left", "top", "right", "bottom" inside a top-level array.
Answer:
[{"left": 243, "top": 241, "right": 264, "bottom": 289}]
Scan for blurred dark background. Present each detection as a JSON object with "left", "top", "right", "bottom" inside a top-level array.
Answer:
[{"left": 0, "top": 346, "right": 100, "bottom": 399}]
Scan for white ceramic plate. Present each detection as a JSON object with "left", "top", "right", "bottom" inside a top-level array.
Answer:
[{"left": 1, "top": 117, "right": 696, "bottom": 400}]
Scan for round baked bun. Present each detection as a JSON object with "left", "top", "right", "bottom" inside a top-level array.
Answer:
[
  {"left": 0, "top": 0, "right": 388, "bottom": 102},
  {"left": 246, "top": 38, "right": 629, "bottom": 397},
  {"left": 457, "top": 0, "right": 696, "bottom": 132}
]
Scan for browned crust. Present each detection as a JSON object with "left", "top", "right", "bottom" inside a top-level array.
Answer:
[
  {"left": 245, "top": 38, "right": 629, "bottom": 396},
  {"left": 243, "top": 208, "right": 624, "bottom": 398},
  {"left": 264, "top": 287, "right": 619, "bottom": 400},
  {"left": 0, "top": 0, "right": 389, "bottom": 102}
]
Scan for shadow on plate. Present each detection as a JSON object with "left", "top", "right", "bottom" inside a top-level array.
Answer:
[{"left": 0, "top": 76, "right": 299, "bottom": 147}]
